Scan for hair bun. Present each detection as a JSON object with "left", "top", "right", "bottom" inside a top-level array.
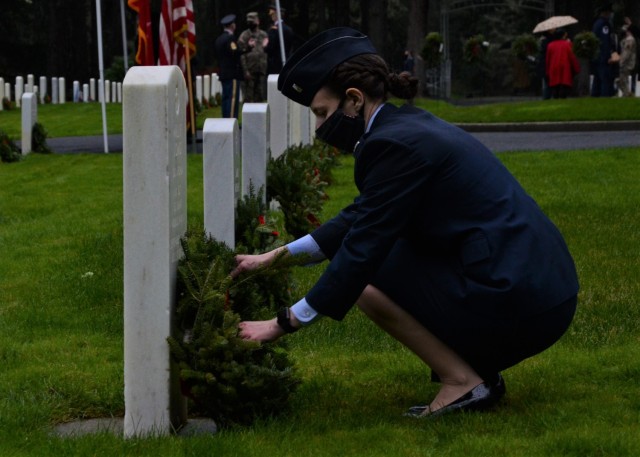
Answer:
[{"left": 388, "top": 71, "right": 418, "bottom": 100}]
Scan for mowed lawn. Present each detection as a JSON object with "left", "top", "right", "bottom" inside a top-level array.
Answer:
[{"left": 1, "top": 144, "right": 639, "bottom": 456}]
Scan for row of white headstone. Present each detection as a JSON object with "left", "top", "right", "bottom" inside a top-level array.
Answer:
[
  {"left": 0, "top": 72, "right": 229, "bottom": 110},
  {"left": 0, "top": 75, "right": 125, "bottom": 107},
  {"left": 122, "top": 66, "right": 315, "bottom": 437}
]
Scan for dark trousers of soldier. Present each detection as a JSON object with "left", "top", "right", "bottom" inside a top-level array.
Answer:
[
  {"left": 242, "top": 72, "right": 266, "bottom": 103},
  {"left": 221, "top": 79, "right": 240, "bottom": 118}
]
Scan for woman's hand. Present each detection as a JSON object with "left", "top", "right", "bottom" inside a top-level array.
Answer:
[
  {"left": 238, "top": 319, "right": 285, "bottom": 342},
  {"left": 231, "top": 247, "right": 287, "bottom": 278}
]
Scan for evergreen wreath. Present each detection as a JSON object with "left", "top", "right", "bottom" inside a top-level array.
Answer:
[
  {"left": 421, "top": 32, "right": 444, "bottom": 69},
  {"left": 511, "top": 34, "right": 539, "bottom": 60},
  {"left": 168, "top": 228, "right": 301, "bottom": 428},
  {"left": 0, "top": 130, "right": 21, "bottom": 163},
  {"left": 572, "top": 31, "right": 600, "bottom": 60},
  {"left": 267, "top": 140, "right": 338, "bottom": 239},
  {"left": 32, "top": 122, "right": 52, "bottom": 154},
  {"left": 463, "top": 35, "right": 489, "bottom": 63}
]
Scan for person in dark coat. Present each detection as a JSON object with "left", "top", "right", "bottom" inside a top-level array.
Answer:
[
  {"left": 264, "top": 4, "right": 294, "bottom": 74},
  {"left": 215, "top": 14, "right": 244, "bottom": 118},
  {"left": 591, "top": 3, "right": 616, "bottom": 97},
  {"left": 234, "top": 28, "right": 579, "bottom": 418}
]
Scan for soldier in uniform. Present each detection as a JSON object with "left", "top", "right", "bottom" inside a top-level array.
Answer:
[
  {"left": 215, "top": 14, "right": 244, "bottom": 118},
  {"left": 238, "top": 12, "right": 268, "bottom": 102},
  {"left": 591, "top": 3, "right": 615, "bottom": 97}
]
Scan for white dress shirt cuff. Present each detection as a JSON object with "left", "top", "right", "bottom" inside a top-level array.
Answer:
[{"left": 290, "top": 298, "right": 322, "bottom": 325}]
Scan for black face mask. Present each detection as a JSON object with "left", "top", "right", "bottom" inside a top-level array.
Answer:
[{"left": 315, "top": 108, "right": 365, "bottom": 153}]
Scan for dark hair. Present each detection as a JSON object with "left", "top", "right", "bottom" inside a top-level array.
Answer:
[{"left": 325, "top": 54, "right": 418, "bottom": 101}]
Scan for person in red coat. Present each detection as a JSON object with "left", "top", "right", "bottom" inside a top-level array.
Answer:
[{"left": 545, "top": 29, "right": 580, "bottom": 98}]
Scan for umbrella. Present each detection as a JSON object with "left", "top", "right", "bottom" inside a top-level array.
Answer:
[{"left": 533, "top": 16, "right": 578, "bottom": 33}]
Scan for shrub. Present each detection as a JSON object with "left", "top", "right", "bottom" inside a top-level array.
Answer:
[{"left": 464, "top": 34, "right": 490, "bottom": 63}]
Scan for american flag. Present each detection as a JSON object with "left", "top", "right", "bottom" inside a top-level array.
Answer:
[
  {"left": 127, "top": 0, "right": 155, "bottom": 65},
  {"left": 158, "top": 0, "right": 196, "bottom": 70}
]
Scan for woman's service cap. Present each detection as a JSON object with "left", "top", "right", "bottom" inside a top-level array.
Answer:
[{"left": 277, "top": 27, "right": 377, "bottom": 107}]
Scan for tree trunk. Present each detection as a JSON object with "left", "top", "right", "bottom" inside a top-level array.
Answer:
[
  {"left": 366, "top": 0, "right": 388, "bottom": 60},
  {"left": 407, "top": 0, "right": 429, "bottom": 96}
]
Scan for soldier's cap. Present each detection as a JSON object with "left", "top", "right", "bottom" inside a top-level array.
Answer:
[
  {"left": 277, "top": 27, "right": 377, "bottom": 107},
  {"left": 220, "top": 14, "right": 236, "bottom": 26},
  {"left": 246, "top": 12, "right": 259, "bottom": 22}
]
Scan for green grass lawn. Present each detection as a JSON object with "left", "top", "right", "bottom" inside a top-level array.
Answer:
[
  {"left": 0, "top": 96, "right": 638, "bottom": 140},
  {"left": 1, "top": 148, "right": 639, "bottom": 456}
]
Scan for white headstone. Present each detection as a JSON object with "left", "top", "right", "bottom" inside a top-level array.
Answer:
[
  {"left": 26, "top": 74, "right": 34, "bottom": 93},
  {"left": 58, "top": 77, "right": 66, "bottom": 104},
  {"left": 636, "top": 76, "right": 640, "bottom": 97},
  {"left": 73, "top": 81, "right": 80, "bottom": 102},
  {"left": 15, "top": 76, "right": 24, "bottom": 107},
  {"left": 90, "top": 78, "right": 96, "bottom": 101},
  {"left": 203, "top": 74, "right": 211, "bottom": 103},
  {"left": 111, "top": 81, "right": 117, "bottom": 103},
  {"left": 39, "top": 76, "right": 47, "bottom": 103},
  {"left": 195, "top": 75, "right": 203, "bottom": 104},
  {"left": 51, "top": 77, "right": 58, "bottom": 104},
  {"left": 203, "top": 118, "right": 240, "bottom": 248},
  {"left": 123, "top": 66, "right": 188, "bottom": 438},
  {"left": 98, "top": 79, "right": 104, "bottom": 102},
  {"left": 83, "top": 84, "right": 89, "bottom": 103},
  {"left": 211, "top": 73, "right": 221, "bottom": 97},
  {"left": 267, "top": 74, "right": 289, "bottom": 158},
  {"left": 289, "top": 100, "right": 302, "bottom": 147},
  {"left": 105, "top": 80, "right": 111, "bottom": 103},
  {"left": 117, "top": 82, "right": 122, "bottom": 103},
  {"left": 0, "top": 78, "right": 4, "bottom": 111},
  {"left": 241, "top": 103, "right": 270, "bottom": 201},
  {"left": 21, "top": 93, "right": 37, "bottom": 155},
  {"left": 4, "top": 83, "right": 10, "bottom": 106}
]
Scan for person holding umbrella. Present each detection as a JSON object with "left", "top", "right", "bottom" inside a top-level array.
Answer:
[{"left": 234, "top": 27, "right": 579, "bottom": 417}]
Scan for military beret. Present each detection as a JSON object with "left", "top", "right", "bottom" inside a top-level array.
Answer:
[
  {"left": 220, "top": 14, "right": 236, "bottom": 26},
  {"left": 277, "top": 27, "right": 378, "bottom": 107}
]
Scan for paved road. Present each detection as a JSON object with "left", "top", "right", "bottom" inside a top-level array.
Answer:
[{"left": 41, "top": 122, "right": 640, "bottom": 154}]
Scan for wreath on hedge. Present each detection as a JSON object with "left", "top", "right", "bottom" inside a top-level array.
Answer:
[
  {"left": 421, "top": 32, "right": 444, "bottom": 69},
  {"left": 511, "top": 34, "right": 539, "bottom": 60},
  {"left": 463, "top": 34, "right": 489, "bottom": 64},
  {"left": 573, "top": 31, "right": 600, "bottom": 60},
  {"left": 0, "top": 130, "right": 21, "bottom": 163}
]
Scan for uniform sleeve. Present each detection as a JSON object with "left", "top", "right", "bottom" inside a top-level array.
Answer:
[{"left": 305, "top": 139, "right": 435, "bottom": 320}]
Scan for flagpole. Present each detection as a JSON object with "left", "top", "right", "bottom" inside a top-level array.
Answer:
[
  {"left": 275, "top": 0, "right": 286, "bottom": 66},
  {"left": 96, "top": 0, "right": 109, "bottom": 153},
  {"left": 184, "top": 31, "right": 197, "bottom": 153}
]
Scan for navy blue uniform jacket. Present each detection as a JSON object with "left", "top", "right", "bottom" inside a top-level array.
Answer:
[
  {"left": 306, "top": 103, "right": 579, "bottom": 321},
  {"left": 215, "top": 31, "right": 243, "bottom": 81}
]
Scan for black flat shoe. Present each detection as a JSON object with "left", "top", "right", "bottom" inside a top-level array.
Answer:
[{"left": 405, "top": 374, "right": 505, "bottom": 418}]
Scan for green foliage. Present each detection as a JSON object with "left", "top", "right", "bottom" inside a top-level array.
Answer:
[
  {"left": 235, "top": 184, "right": 286, "bottom": 254},
  {"left": 267, "top": 140, "right": 339, "bottom": 239},
  {"left": 31, "top": 122, "right": 52, "bottom": 154},
  {"left": 169, "top": 228, "right": 300, "bottom": 428},
  {"left": 105, "top": 56, "right": 134, "bottom": 82},
  {"left": 511, "top": 34, "right": 539, "bottom": 59},
  {"left": 573, "top": 31, "right": 600, "bottom": 60},
  {"left": 420, "top": 32, "right": 443, "bottom": 69},
  {"left": 0, "top": 130, "right": 21, "bottom": 163}
]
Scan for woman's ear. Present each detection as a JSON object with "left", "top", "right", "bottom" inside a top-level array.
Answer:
[{"left": 345, "top": 88, "right": 365, "bottom": 112}]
